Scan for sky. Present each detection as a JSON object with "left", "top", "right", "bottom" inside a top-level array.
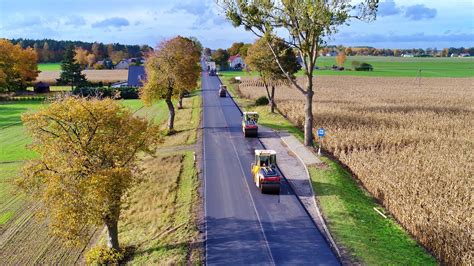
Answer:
[{"left": 0, "top": 0, "right": 473, "bottom": 49}]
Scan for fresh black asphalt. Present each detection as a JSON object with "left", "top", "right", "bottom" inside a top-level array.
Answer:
[{"left": 202, "top": 70, "right": 340, "bottom": 265}]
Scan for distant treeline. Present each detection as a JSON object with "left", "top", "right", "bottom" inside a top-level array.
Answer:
[
  {"left": 322, "top": 45, "right": 474, "bottom": 57},
  {"left": 9, "top": 38, "right": 153, "bottom": 63}
]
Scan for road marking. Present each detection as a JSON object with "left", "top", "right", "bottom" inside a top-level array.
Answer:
[{"left": 214, "top": 77, "right": 276, "bottom": 266}]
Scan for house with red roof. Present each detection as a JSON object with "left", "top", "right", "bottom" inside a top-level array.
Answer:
[{"left": 228, "top": 54, "right": 245, "bottom": 70}]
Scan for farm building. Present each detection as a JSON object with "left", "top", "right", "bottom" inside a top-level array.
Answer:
[
  {"left": 115, "top": 59, "right": 130, "bottom": 69},
  {"left": 112, "top": 66, "right": 146, "bottom": 88},
  {"left": 34, "top": 82, "right": 50, "bottom": 93}
]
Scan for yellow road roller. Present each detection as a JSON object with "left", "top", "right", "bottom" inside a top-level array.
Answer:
[{"left": 251, "top": 150, "right": 281, "bottom": 194}]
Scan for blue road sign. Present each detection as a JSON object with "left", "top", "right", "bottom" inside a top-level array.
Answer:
[{"left": 318, "top": 128, "right": 325, "bottom": 137}]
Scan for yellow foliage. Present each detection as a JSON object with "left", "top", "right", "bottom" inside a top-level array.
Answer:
[
  {"left": 19, "top": 97, "right": 161, "bottom": 245},
  {"left": 0, "top": 39, "right": 38, "bottom": 91},
  {"left": 85, "top": 246, "right": 125, "bottom": 265},
  {"left": 141, "top": 36, "right": 201, "bottom": 106},
  {"left": 336, "top": 51, "right": 346, "bottom": 67}
]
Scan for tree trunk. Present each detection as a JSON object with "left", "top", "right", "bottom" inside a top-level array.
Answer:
[
  {"left": 304, "top": 76, "right": 314, "bottom": 147},
  {"left": 178, "top": 93, "right": 183, "bottom": 109},
  {"left": 270, "top": 85, "right": 276, "bottom": 113},
  {"left": 105, "top": 218, "right": 120, "bottom": 251},
  {"left": 165, "top": 87, "right": 175, "bottom": 131}
]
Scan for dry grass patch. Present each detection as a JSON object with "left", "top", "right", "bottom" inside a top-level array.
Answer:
[
  {"left": 113, "top": 152, "right": 199, "bottom": 264},
  {"left": 238, "top": 76, "right": 473, "bottom": 265},
  {"left": 37, "top": 70, "right": 128, "bottom": 83}
]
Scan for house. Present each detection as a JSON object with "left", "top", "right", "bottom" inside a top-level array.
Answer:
[
  {"left": 228, "top": 54, "right": 245, "bottom": 69},
  {"left": 111, "top": 66, "right": 146, "bottom": 88},
  {"left": 325, "top": 51, "right": 337, "bottom": 57},
  {"left": 402, "top": 54, "right": 414, "bottom": 57},
  {"left": 459, "top": 53, "right": 470, "bottom": 57},
  {"left": 115, "top": 59, "right": 130, "bottom": 69}
]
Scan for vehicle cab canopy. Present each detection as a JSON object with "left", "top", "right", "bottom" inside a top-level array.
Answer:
[
  {"left": 219, "top": 85, "right": 227, "bottom": 90},
  {"left": 254, "top": 150, "right": 276, "bottom": 167},
  {"left": 243, "top": 112, "right": 259, "bottom": 123}
]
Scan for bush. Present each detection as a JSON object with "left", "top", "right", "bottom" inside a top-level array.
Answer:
[
  {"left": 73, "top": 87, "right": 139, "bottom": 99},
  {"left": 255, "top": 96, "right": 269, "bottom": 106},
  {"left": 85, "top": 246, "right": 124, "bottom": 266},
  {"left": 351, "top": 60, "right": 361, "bottom": 70},
  {"left": 94, "top": 64, "right": 105, "bottom": 70},
  {"left": 355, "top": 63, "right": 373, "bottom": 71}
]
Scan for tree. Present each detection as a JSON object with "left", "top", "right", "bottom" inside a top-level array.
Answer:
[
  {"left": 239, "top": 43, "right": 252, "bottom": 59},
  {"left": 204, "top": 47, "right": 212, "bottom": 57},
  {"left": 33, "top": 43, "right": 42, "bottom": 62},
  {"left": 110, "top": 50, "right": 128, "bottom": 65},
  {"left": 19, "top": 97, "right": 160, "bottom": 251},
  {"left": 87, "top": 53, "right": 96, "bottom": 68},
  {"left": 106, "top": 44, "right": 114, "bottom": 58},
  {"left": 228, "top": 42, "right": 245, "bottom": 56},
  {"left": 345, "top": 47, "right": 353, "bottom": 56},
  {"left": 91, "top": 42, "right": 100, "bottom": 59},
  {"left": 441, "top": 48, "right": 449, "bottom": 57},
  {"left": 0, "top": 39, "right": 38, "bottom": 92},
  {"left": 188, "top": 36, "right": 203, "bottom": 55},
  {"left": 57, "top": 45, "right": 87, "bottom": 90},
  {"left": 246, "top": 36, "right": 300, "bottom": 113},
  {"left": 74, "top": 47, "right": 89, "bottom": 68},
  {"left": 336, "top": 51, "right": 346, "bottom": 67},
  {"left": 211, "top": 48, "right": 230, "bottom": 69},
  {"left": 42, "top": 41, "right": 50, "bottom": 62},
  {"left": 220, "top": 0, "right": 378, "bottom": 146},
  {"left": 141, "top": 36, "right": 201, "bottom": 131}
]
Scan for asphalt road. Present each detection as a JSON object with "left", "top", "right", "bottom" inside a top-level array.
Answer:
[{"left": 202, "top": 70, "right": 339, "bottom": 265}]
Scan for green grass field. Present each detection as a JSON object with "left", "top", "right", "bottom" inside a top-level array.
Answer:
[
  {"left": 220, "top": 56, "right": 474, "bottom": 78},
  {"left": 38, "top": 63, "right": 61, "bottom": 71}
]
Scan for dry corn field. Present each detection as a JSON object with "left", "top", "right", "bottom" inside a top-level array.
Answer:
[{"left": 238, "top": 76, "right": 473, "bottom": 265}]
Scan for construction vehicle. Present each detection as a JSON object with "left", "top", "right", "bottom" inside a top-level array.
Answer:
[
  {"left": 251, "top": 150, "right": 281, "bottom": 194},
  {"left": 242, "top": 112, "right": 259, "bottom": 137},
  {"left": 219, "top": 85, "right": 227, "bottom": 97}
]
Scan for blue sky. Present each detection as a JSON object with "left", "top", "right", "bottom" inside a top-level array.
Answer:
[{"left": 0, "top": 0, "right": 473, "bottom": 49}]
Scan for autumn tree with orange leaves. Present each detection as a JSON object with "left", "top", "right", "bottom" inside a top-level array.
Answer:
[
  {"left": 19, "top": 97, "right": 160, "bottom": 252},
  {"left": 0, "top": 39, "right": 38, "bottom": 92},
  {"left": 141, "top": 36, "right": 201, "bottom": 132}
]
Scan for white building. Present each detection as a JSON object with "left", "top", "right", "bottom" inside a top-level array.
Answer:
[{"left": 228, "top": 55, "right": 245, "bottom": 69}]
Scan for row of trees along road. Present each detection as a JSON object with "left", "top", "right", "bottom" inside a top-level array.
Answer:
[
  {"left": 0, "top": 39, "right": 38, "bottom": 92},
  {"left": 219, "top": 0, "right": 378, "bottom": 146},
  {"left": 141, "top": 36, "right": 202, "bottom": 132}
]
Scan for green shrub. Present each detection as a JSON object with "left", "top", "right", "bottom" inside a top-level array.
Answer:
[
  {"left": 255, "top": 96, "right": 269, "bottom": 106},
  {"left": 351, "top": 60, "right": 361, "bottom": 70},
  {"left": 355, "top": 62, "right": 373, "bottom": 71},
  {"left": 85, "top": 246, "right": 124, "bottom": 266}
]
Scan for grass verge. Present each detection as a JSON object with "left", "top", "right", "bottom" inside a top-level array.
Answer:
[{"left": 221, "top": 75, "right": 435, "bottom": 264}]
